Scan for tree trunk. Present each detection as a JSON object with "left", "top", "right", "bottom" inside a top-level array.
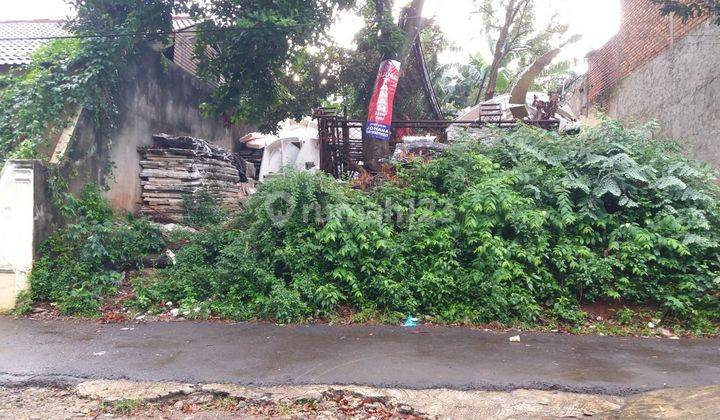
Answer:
[
  {"left": 364, "top": 0, "right": 425, "bottom": 172},
  {"left": 484, "top": 0, "right": 531, "bottom": 101},
  {"left": 484, "top": 0, "right": 516, "bottom": 101},
  {"left": 398, "top": 0, "right": 426, "bottom": 65}
]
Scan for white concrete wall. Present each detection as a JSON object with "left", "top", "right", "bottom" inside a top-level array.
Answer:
[{"left": 0, "top": 161, "right": 36, "bottom": 311}]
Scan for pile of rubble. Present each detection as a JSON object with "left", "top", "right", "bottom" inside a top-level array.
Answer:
[{"left": 138, "top": 134, "right": 254, "bottom": 221}]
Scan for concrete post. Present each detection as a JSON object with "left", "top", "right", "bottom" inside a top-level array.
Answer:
[{"left": 0, "top": 161, "right": 56, "bottom": 311}]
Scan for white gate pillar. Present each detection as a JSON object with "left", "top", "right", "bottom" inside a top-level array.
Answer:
[{"left": 0, "top": 161, "right": 55, "bottom": 311}]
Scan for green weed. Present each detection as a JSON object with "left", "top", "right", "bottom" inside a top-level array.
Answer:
[
  {"left": 112, "top": 399, "right": 142, "bottom": 415},
  {"left": 29, "top": 185, "right": 165, "bottom": 316}
]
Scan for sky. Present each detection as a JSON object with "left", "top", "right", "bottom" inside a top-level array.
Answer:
[{"left": 2, "top": 0, "right": 621, "bottom": 72}]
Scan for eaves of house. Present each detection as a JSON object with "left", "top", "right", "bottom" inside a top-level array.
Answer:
[
  {"left": 0, "top": 16, "right": 201, "bottom": 77},
  {"left": 0, "top": 19, "right": 68, "bottom": 71}
]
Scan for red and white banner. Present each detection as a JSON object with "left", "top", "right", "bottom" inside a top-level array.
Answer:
[{"left": 366, "top": 59, "right": 401, "bottom": 141}]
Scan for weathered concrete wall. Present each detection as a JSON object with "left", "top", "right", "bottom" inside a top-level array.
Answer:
[
  {"left": 594, "top": 20, "right": 720, "bottom": 168},
  {"left": 64, "top": 45, "right": 253, "bottom": 213},
  {"left": 565, "top": 75, "right": 589, "bottom": 118},
  {"left": 586, "top": 0, "right": 708, "bottom": 103}
]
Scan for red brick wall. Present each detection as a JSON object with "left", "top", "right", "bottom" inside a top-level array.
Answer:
[{"left": 586, "top": 0, "right": 708, "bottom": 102}]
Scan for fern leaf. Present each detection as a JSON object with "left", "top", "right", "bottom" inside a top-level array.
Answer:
[
  {"left": 594, "top": 177, "right": 621, "bottom": 198},
  {"left": 619, "top": 195, "right": 639, "bottom": 208},
  {"left": 585, "top": 154, "right": 606, "bottom": 166},
  {"left": 561, "top": 174, "right": 591, "bottom": 194},
  {"left": 655, "top": 176, "right": 687, "bottom": 190},
  {"left": 623, "top": 166, "right": 649, "bottom": 183}
]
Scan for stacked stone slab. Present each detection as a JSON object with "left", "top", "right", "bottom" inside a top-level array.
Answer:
[{"left": 139, "top": 134, "right": 252, "bottom": 221}]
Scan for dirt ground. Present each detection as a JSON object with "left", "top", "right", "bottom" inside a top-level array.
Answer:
[
  {"left": 0, "top": 383, "right": 423, "bottom": 420},
  {"left": 1, "top": 379, "right": 719, "bottom": 419}
]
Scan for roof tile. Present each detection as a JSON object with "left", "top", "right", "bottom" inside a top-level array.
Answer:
[
  {"left": 0, "top": 17, "right": 200, "bottom": 67},
  {"left": 0, "top": 20, "right": 68, "bottom": 65}
]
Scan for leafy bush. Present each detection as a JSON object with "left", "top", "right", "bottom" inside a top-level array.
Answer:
[
  {"left": 134, "top": 121, "right": 720, "bottom": 328},
  {"left": 183, "top": 188, "right": 228, "bottom": 228},
  {"left": 30, "top": 185, "right": 165, "bottom": 316},
  {"left": 615, "top": 308, "right": 635, "bottom": 325}
]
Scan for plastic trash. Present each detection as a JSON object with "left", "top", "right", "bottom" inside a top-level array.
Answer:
[{"left": 403, "top": 315, "right": 418, "bottom": 328}]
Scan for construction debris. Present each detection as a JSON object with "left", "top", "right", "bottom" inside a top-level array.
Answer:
[
  {"left": 138, "top": 134, "right": 255, "bottom": 221},
  {"left": 391, "top": 138, "right": 450, "bottom": 163},
  {"left": 238, "top": 118, "right": 321, "bottom": 182}
]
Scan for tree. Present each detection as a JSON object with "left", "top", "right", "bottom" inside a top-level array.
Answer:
[
  {"left": 479, "top": 0, "right": 532, "bottom": 100},
  {"left": 334, "top": 1, "right": 403, "bottom": 118},
  {"left": 190, "top": 0, "right": 355, "bottom": 133},
  {"left": 650, "top": 0, "right": 720, "bottom": 25},
  {"left": 67, "top": 0, "right": 183, "bottom": 37},
  {"left": 332, "top": 0, "right": 429, "bottom": 171},
  {"left": 396, "top": 0, "right": 427, "bottom": 65},
  {"left": 474, "top": 0, "right": 573, "bottom": 100},
  {"left": 360, "top": 0, "right": 402, "bottom": 172},
  {"left": 336, "top": 0, "right": 445, "bottom": 119},
  {"left": 364, "top": 0, "right": 427, "bottom": 171},
  {"left": 433, "top": 57, "right": 484, "bottom": 112},
  {"left": 431, "top": 54, "right": 515, "bottom": 114}
]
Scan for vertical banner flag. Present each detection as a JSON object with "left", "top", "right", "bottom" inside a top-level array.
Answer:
[{"left": 366, "top": 60, "right": 401, "bottom": 141}]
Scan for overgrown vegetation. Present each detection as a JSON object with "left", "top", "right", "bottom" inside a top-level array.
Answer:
[
  {"left": 0, "top": 0, "right": 188, "bottom": 166},
  {"left": 6, "top": 1, "right": 714, "bottom": 335},
  {"left": 182, "top": 188, "right": 228, "bottom": 229},
  {"left": 127, "top": 121, "right": 720, "bottom": 331},
  {"left": 20, "top": 121, "right": 720, "bottom": 333},
  {"left": 0, "top": 39, "right": 94, "bottom": 164},
  {"left": 29, "top": 186, "right": 164, "bottom": 316}
]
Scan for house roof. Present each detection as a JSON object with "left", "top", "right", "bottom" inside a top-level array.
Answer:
[
  {"left": 172, "top": 16, "right": 199, "bottom": 32},
  {"left": 0, "top": 17, "right": 201, "bottom": 67},
  {"left": 0, "top": 19, "right": 68, "bottom": 66}
]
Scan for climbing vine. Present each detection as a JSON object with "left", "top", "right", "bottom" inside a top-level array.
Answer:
[
  {"left": 0, "top": 0, "right": 188, "bottom": 168},
  {"left": 0, "top": 40, "right": 84, "bottom": 163}
]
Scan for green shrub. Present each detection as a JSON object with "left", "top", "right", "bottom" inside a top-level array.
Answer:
[
  {"left": 258, "top": 284, "right": 310, "bottom": 323},
  {"left": 183, "top": 188, "right": 228, "bottom": 228},
  {"left": 615, "top": 308, "right": 635, "bottom": 325},
  {"left": 121, "top": 121, "right": 720, "bottom": 328},
  {"left": 30, "top": 185, "right": 165, "bottom": 316},
  {"left": 11, "top": 290, "right": 33, "bottom": 316}
]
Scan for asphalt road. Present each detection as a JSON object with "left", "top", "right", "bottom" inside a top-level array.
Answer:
[{"left": 0, "top": 318, "right": 719, "bottom": 395}]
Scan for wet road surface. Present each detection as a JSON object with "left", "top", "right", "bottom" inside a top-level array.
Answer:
[{"left": 0, "top": 318, "right": 718, "bottom": 395}]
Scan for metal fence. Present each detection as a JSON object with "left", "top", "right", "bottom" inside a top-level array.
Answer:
[{"left": 314, "top": 107, "right": 560, "bottom": 178}]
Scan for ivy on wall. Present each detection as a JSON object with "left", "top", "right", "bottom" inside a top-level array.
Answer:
[{"left": 0, "top": 0, "right": 186, "bottom": 169}]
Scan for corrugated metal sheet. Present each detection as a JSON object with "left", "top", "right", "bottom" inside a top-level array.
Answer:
[
  {"left": 174, "top": 31, "right": 199, "bottom": 77},
  {"left": 172, "top": 17, "right": 198, "bottom": 31},
  {"left": 0, "top": 20, "right": 68, "bottom": 66}
]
